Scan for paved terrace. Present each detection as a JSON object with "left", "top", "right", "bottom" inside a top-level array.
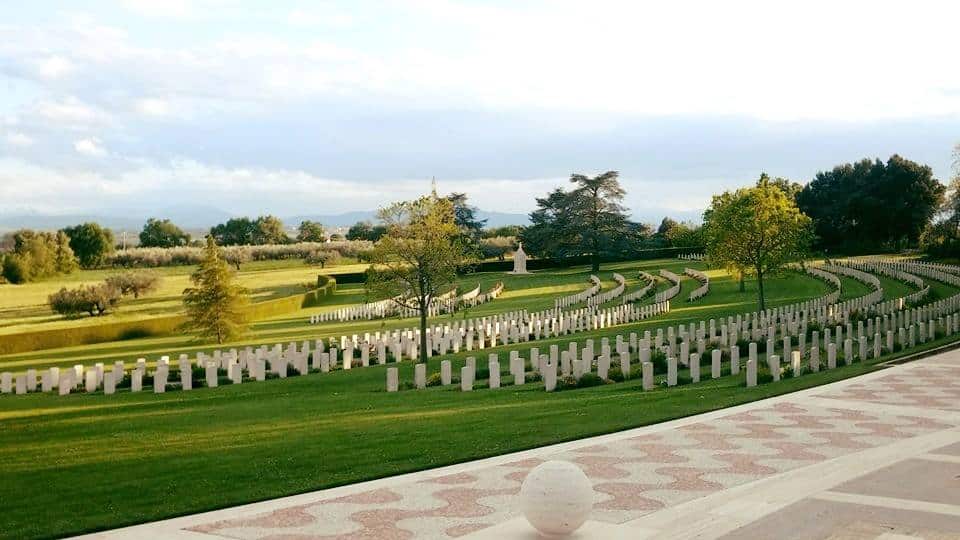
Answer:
[{"left": 80, "top": 349, "right": 960, "bottom": 539}]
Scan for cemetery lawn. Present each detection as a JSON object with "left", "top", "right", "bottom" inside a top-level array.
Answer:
[
  {"left": 2, "top": 334, "right": 957, "bottom": 540},
  {"left": 0, "top": 258, "right": 952, "bottom": 539}
]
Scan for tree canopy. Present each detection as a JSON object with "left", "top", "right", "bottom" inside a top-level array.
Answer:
[
  {"left": 797, "top": 155, "right": 944, "bottom": 252},
  {"left": 1, "top": 230, "right": 78, "bottom": 283},
  {"left": 63, "top": 222, "right": 115, "bottom": 268},
  {"left": 296, "top": 220, "right": 326, "bottom": 243},
  {"left": 703, "top": 176, "right": 814, "bottom": 311},
  {"left": 182, "top": 236, "right": 250, "bottom": 344},
  {"left": 139, "top": 218, "right": 190, "bottom": 248},
  {"left": 346, "top": 221, "right": 388, "bottom": 242},
  {"left": 366, "top": 195, "right": 472, "bottom": 363},
  {"left": 210, "top": 215, "right": 289, "bottom": 246},
  {"left": 521, "top": 171, "right": 632, "bottom": 270}
]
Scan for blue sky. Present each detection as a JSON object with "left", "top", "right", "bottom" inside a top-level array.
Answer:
[{"left": 1, "top": 0, "right": 958, "bottom": 222}]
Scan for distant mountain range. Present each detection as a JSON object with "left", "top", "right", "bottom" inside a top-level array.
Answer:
[{"left": 0, "top": 207, "right": 532, "bottom": 234}]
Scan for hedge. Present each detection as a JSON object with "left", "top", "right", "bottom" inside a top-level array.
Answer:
[{"left": 0, "top": 275, "right": 339, "bottom": 356}]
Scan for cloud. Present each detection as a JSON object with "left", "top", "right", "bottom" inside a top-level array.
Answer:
[
  {"left": 134, "top": 98, "right": 171, "bottom": 117},
  {"left": 34, "top": 55, "right": 76, "bottom": 79},
  {"left": 73, "top": 137, "right": 106, "bottom": 157},
  {"left": 4, "top": 131, "right": 34, "bottom": 147}
]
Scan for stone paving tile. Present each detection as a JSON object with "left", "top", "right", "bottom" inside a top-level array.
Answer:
[
  {"left": 188, "top": 397, "right": 953, "bottom": 540},
  {"left": 832, "top": 458, "right": 960, "bottom": 506},
  {"left": 815, "top": 364, "right": 960, "bottom": 411},
  {"left": 715, "top": 498, "right": 960, "bottom": 540}
]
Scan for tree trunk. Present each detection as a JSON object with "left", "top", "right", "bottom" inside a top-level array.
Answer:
[
  {"left": 739, "top": 273, "right": 745, "bottom": 292},
  {"left": 591, "top": 253, "right": 600, "bottom": 273},
  {"left": 756, "top": 267, "right": 766, "bottom": 312},
  {"left": 419, "top": 301, "right": 428, "bottom": 364}
]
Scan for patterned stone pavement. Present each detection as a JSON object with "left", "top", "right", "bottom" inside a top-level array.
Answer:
[{"left": 79, "top": 349, "right": 960, "bottom": 540}]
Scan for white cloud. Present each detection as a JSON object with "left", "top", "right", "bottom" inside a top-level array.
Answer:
[
  {"left": 34, "top": 55, "right": 76, "bottom": 79},
  {"left": 134, "top": 98, "right": 171, "bottom": 117},
  {"left": 4, "top": 131, "right": 34, "bottom": 147},
  {"left": 33, "top": 96, "right": 109, "bottom": 127},
  {"left": 73, "top": 137, "right": 106, "bottom": 157}
]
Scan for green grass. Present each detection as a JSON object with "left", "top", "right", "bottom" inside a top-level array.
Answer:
[
  {"left": 0, "top": 257, "right": 953, "bottom": 539},
  {"left": 0, "top": 259, "right": 369, "bottom": 335}
]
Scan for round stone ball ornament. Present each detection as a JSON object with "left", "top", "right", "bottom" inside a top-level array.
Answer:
[{"left": 519, "top": 460, "right": 594, "bottom": 536}]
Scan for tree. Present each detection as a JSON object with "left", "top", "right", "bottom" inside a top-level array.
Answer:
[
  {"left": 306, "top": 249, "right": 341, "bottom": 268},
  {"left": 569, "top": 171, "right": 630, "bottom": 272},
  {"left": 139, "top": 218, "right": 190, "bottom": 248},
  {"left": 106, "top": 271, "right": 161, "bottom": 299},
  {"left": 49, "top": 284, "right": 121, "bottom": 317},
  {"left": 447, "top": 192, "right": 487, "bottom": 241},
  {"left": 210, "top": 217, "right": 256, "bottom": 246},
  {"left": 182, "top": 236, "right": 250, "bottom": 344},
  {"left": 223, "top": 247, "right": 251, "bottom": 271},
  {"left": 366, "top": 195, "right": 472, "bottom": 363},
  {"left": 346, "top": 221, "right": 388, "bottom": 241},
  {"left": 297, "top": 220, "right": 326, "bottom": 242},
  {"left": 521, "top": 188, "right": 577, "bottom": 262},
  {"left": 797, "top": 155, "right": 944, "bottom": 252},
  {"left": 253, "top": 215, "right": 288, "bottom": 244},
  {"left": 921, "top": 144, "right": 960, "bottom": 257},
  {"left": 1, "top": 230, "right": 78, "bottom": 283},
  {"left": 703, "top": 176, "right": 814, "bottom": 311},
  {"left": 63, "top": 222, "right": 115, "bottom": 268}
]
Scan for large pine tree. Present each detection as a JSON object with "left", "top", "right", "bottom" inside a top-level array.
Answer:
[{"left": 182, "top": 236, "right": 250, "bottom": 344}]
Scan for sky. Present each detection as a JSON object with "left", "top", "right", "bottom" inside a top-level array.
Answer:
[{"left": 1, "top": 0, "right": 959, "bottom": 223}]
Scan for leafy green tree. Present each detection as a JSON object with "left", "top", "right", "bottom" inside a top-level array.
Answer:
[
  {"left": 346, "top": 221, "right": 388, "bottom": 241},
  {"left": 797, "top": 155, "right": 944, "bottom": 252},
  {"left": 210, "top": 217, "right": 256, "bottom": 245},
  {"left": 921, "top": 144, "right": 960, "bottom": 257},
  {"left": 63, "top": 222, "right": 115, "bottom": 268},
  {"left": 569, "top": 171, "right": 630, "bottom": 272},
  {"left": 106, "top": 271, "right": 161, "bottom": 298},
  {"left": 139, "top": 218, "right": 190, "bottom": 248},
  {"left": 49, "top": 284, "right": 121, "bottom": 317},
  {"left": 253, "top": 215, "right": 288, "bottom": 244},
  {"left": 297, "top": 220, "right": 326, "bottom": 242},
  {"left": 366, "top": 196, "right": 472, "bottom": 363},
  {"left": 1, "top": 230, "right": 78, "bottom": 283},
  {"left": 482, "top": 225, "right": 523, "bottom": 238},
  {"left": 54, "top": 231, "right": 79, "bottom": 274},
  {"left": 447, "top": 192, "right": 487, "bottom": 241},
  {"left": 182, "top": 236, "right": 250, "bottom": 344},
  {"left": 521, "top": 188, "right": 577, "bottom": 262},
  {"left": 703, "top": 176, "right": 814, "bottom": 310}
]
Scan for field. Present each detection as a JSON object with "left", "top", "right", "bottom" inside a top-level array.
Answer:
[
  {"left": 0, "top": 257, "right": 953, "bottom": 539},
  {"left": 0, "top": 259, "right": 368, "bottom": 336}
]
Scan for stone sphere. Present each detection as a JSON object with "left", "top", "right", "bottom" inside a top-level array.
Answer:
[{"left": 519, "top": 460, "right": 594, "bottom": 536}]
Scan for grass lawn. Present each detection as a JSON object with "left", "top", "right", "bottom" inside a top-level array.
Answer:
[
  {"left": 0, "top": 257, "right": 952, "bottom": 539},
  {"left": 0, "top": 259, "right": 370, "bottom": 336}
]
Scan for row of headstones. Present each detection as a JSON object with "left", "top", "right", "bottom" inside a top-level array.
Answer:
[
  {"left": 803, "top": 266, "right": 843, "bottom": 305},
  {"left": 386, "top": 311, "right": 960, "bottom": 393},
  {"left": 684, "top": 267, "right": 710, "bottom": 302},
  {"left": 586, "top": 273, "right": 626, "bottom": 307},
  {"left": 622, "top": 271, "right": 657, "bottom": 304},
  {"left": 677, "top": 253, "right": 704, "bottom": 261},
  {"left": 654, "top": 269, "right": 682, "bottom": 303},
  {"left": 555, "top": 275, "right": 603, "bottom": 309},
  {"left": 845, "top": 261, "right": 929, "bottom": 305},
  {"left": 8, "top": 260, "right": 952, "bottom": 397}
]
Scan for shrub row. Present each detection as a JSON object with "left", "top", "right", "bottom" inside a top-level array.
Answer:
[{"left": 106, "top": 241, "right": 373, "bottom": 268}]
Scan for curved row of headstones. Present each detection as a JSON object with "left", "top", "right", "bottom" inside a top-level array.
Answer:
[
  {"left": 654, "top": 269, "right": 682, "bottom": 303},
  {"left": 586, "top": 273, "right": 626, "bottom": 308},
  {"left": 622, "top": 271, "right": 657, "bottom": 304},
  {"left": 3, "top": 261, "right": 940, "bottom": 398},
  {"left": 2, "top": 293, "right": 671, "bottom": 397},
  {"left": 839, "top": 260, "right": 929, "bottom": 305},
  {"left": 554, "top": 275, "right": 602, "bottom": 309},
  {"left": 684, "top": 267, "right": 710, "bottom": 301},
  {"left": 678, "top": 253, "right": 705, "bottom": 261},
  {"left": 387, "top": 260, "right": 960, "bottom": 393},
  {"left": 310, "top": 282, "right": 504, "bottom": 324}
]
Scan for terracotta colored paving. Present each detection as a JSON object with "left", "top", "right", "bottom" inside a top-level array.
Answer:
[
  {"left": 187, "top": 398, "right": 953, "bottom": 540},
  {"left": 815, "top": 364, "right": 960, "bottom": 411}
]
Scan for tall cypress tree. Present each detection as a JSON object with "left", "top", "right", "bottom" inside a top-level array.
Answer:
[{"left": 182, "top": 236, "right": 250, "bottom": 344}]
